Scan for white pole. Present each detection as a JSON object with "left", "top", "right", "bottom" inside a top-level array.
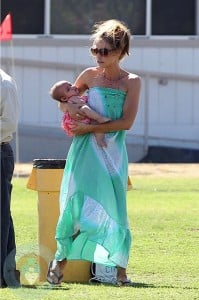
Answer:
[
  {"left": 146, "top": 0, "right": 152, "bottom": 36},
  {"left": 144, "top": 75, "right": 149, "bottom": 155},
  {"left": 196, "top": 0, "right": 199, "bottom": 35},
  {"left": 44, "top": 0, "right": 51, "bottom": 35}
]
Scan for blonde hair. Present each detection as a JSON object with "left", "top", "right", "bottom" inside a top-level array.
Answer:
[{"left": 91, "top": 19, "right": 131, "bottom": 60}]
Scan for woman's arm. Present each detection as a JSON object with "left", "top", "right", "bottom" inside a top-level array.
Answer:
[
  {"left": 71, "top": 75, "right": 141, "bottom": 135},
  {"left": 74, "top": 68, "right": 90, "bottom": 95}
]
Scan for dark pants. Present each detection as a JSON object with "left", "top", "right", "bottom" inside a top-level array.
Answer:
[{"left": 0, "top": 143, "right": 16, "bottom": 286}]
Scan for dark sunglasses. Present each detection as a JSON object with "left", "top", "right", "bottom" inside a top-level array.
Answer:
[{"left": 90, "top": 47, "right": 116, "bottom": 57}]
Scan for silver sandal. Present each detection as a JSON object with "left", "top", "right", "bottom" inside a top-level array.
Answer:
[{"left": 46, "top": 260, "right": 63, "bottom": 285}]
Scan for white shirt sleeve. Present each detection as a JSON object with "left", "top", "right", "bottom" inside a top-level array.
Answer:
[{"left": 0, "top": 69, "right": 20, "bottom": 143}]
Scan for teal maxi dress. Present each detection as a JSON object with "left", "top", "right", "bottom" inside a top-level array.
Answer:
[{"left": 55, "top": 87, "right": 132, "bottom": 268}]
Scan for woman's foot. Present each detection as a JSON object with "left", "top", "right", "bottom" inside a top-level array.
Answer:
[
  {"left": 117, "top": 267, "right": 133, "bottom": 287},
  {"left": 46, "top": 259, "right": 66, "bottom": 285},
  {"left": 117, "top": 278, "right": 134, "bottom": 286}
]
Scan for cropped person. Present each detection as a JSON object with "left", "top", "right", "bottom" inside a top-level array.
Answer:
[{"left": 0, "top": 68, "right": 20, "bottom": 288}]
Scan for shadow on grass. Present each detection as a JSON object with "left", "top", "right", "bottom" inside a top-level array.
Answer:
[
  {"left": 20, "top": 284, "right": 69, "bottom": 290},
  {"left": 20, "top": 282, "right": 153, "bottom": 290},
  {"left": 133, "top": 283, "right": 199, "bottom": 291},
  {"left": 20, "top": 282, "right": 199, "bottom": 291},
  {"left": 131, "top": 282, "right": 155, "bottom": 288},
  {"left": 73, "top": 281, "right": 156, "bottom": 288}
]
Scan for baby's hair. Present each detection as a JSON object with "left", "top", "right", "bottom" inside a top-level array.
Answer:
[
  {"left": 49, "top": 80, "right": 69, "bottom": 101},
  {"left": 91, "top": 19, "right": 131, "bottom": 60}
]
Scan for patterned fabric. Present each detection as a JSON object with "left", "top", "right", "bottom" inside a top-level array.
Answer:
[
  {"left": 61, "top": 95, "right": 90, "bottom": 137},
  {"left": 55, "top": 87, "right": 132, "bottom": 268}
]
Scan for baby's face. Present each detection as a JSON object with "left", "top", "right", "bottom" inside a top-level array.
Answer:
[{"left": 61, "top": 82, "right": 79, "bottom": 100}]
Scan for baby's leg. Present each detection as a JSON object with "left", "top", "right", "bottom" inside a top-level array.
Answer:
[
  {"left": 94, "top": 133, "right": 107, "bottom": 147},
  {"left": 80, "top": 105, "right": 110, "bottom": 123}
]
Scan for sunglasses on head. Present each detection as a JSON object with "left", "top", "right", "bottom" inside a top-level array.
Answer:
[{"left": 90, "top": 47, "right": 116, "bottom": 57}]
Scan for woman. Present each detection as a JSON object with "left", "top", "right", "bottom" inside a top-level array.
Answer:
[{"left": 47, "top": 19, "right": 141, "bottom": 286}]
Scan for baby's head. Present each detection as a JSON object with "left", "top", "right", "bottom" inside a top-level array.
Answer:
[{"left": 50, "top": 80, "right": 79, "bottom": 102}]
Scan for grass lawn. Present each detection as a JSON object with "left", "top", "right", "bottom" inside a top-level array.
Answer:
[{"left": 0, "top": 174, "right": 198, "bottom": 300}]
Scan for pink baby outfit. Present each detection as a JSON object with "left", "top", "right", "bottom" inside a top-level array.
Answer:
[{"left": 61, "top": 95, "right": 90, "bottom": 137}]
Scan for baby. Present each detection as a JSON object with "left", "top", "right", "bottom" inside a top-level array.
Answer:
[{"left": 49, "top": 80, "right": 110, "bottom": 147}]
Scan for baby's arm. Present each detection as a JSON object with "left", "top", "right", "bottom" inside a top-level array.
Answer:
[
  {"left": 81, "top": 106, "right": 110, "bottom": 124},
  {"left": 69, "top": 95, "right": 109, "bottom": 147},
  {"left": 68, "top": 95, "right": 86, "bottom": 106},
  {"left": 69, "top": 95, "right": 110, "bottom": 123}
]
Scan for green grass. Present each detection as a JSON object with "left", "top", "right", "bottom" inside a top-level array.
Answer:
[{"left": 0, "top": 176, "right": 199, "bottom": 300}]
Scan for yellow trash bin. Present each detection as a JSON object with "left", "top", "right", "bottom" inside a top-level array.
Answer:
[{"left": 27, "top": 159, "right": 91, "bottom": 283}]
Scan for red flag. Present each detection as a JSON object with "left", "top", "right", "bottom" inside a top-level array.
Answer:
[{"left": 0, "top": 13, "right": 12, "bottom": 41}]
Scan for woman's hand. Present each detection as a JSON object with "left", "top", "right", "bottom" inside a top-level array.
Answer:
[{"left": 70, "top": 121, "right": 93, "bottom": 135}]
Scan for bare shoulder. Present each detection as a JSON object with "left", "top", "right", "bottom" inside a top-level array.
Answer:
[
  {"left": 77, "top": 67, "right": 101, "bottom": 88},
  {"left": 79, "top": 67, "right": 99, "bottom": 77},
  {"left": 127, "top": 73, "right": 141, "bottom": 90},
  {"left": 128, "top": 73, "right": 141, "bottom": 82},
  {"left": 75, "top": 67, "right": 101, "bottom": 92}
]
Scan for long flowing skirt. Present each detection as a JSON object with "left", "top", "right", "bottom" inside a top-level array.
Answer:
[{"left": 55, "top": 87, "right": 132, "bottom": 268}]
